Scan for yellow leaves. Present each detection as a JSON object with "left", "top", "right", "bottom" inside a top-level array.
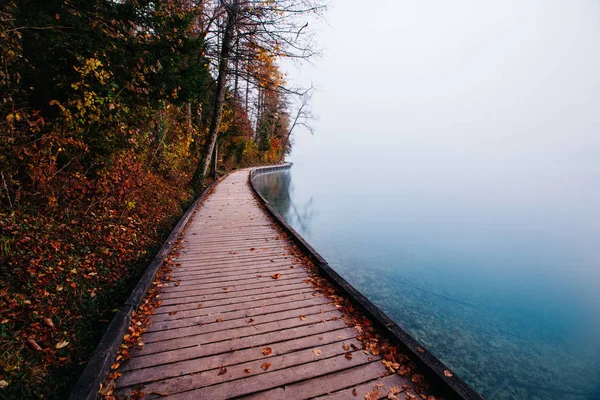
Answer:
[
  {"left": 312, "top": 348, "right": 322, "bottom": 356},
  {"left": 261, "top": 362, "right": 271, "bottom": 370},
  {"left": 0, "top": 380, "right": 8, "bottom": 389}
]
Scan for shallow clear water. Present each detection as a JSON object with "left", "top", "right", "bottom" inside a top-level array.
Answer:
[{"left": 253, "top": 166, "right": 600, "bottom": 400}]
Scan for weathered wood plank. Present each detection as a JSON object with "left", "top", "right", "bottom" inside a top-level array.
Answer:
[
  {"left": 115, "top": 331, "right": 360, "bottom": 392},
  {"left": 313, "top": 373, "right": 412, "bottom": 400},
  {"left": 243, "top": 361, "right": 389, "bottom": 400},
  {"left": 146, "top": 296, "right": 332, "bottom": 332},
  {"left": 120, "top": 319, "right": 349, "bottom": 371}
]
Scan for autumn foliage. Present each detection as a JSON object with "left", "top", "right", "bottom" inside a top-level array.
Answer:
[{"left": 0, "top": 0, "right": 305, "bottom": 397}]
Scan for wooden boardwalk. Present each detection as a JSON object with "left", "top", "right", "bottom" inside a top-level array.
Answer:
[{"left": 113, "top": 170, "right": 411, "bottom": 399}]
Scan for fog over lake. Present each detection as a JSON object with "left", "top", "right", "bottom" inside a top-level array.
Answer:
[{"left": 258, "top": 1, "right": 600, "bottom": 398}]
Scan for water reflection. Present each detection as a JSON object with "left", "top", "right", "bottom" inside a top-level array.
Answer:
[
  {"left": 253, "top": 168, "right": 600, "bottom": 400},
  {"left": 254, "top": 170, "right": 317, "bottom": 236}
]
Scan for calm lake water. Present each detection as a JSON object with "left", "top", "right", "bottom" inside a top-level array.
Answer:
[{"left": 253, "top": 165, "right": 600, "bottom": 400}]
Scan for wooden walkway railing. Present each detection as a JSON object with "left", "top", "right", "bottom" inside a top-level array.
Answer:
[{"left": 110, "top": 170, "right": 414, "bottom": 399}]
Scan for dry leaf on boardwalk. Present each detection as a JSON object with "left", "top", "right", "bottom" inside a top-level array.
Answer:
[
  {"left": 271, "top": 273, "right": 281, "bottom": 279},
  {"left": 313, "top": 348, "right": 322, "bottom": 356},
  {"left": 261, "top": 362, "right": 271, "bottom": 370},
  {"left": 262, "top": 347, "right": 272, "bottom": 356},
  {"left": 244, "top": 368, "right": 252, "bottom": 373},
  {"left": 218, "top": 367, "right": 227, "bottom": 376}
]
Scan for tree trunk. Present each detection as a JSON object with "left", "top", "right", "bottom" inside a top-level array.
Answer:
[{"left": 192, "top": 0, "right": 239, "bottom": 188}]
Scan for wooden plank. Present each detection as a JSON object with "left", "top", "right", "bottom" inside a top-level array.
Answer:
[
  {"left": 164, "top": 266, "right": 304, "bottom": 285},
  {"left": 158, "top": 276, "right": 310, "bottom": 298},
  {"left": 153, "top": 287, "right": 316, "bottom": 316},
  {"left": 243, "top": 361, "right": 389, "bottom": 400},
  {"left": 143, "top": 303, "right": 337, "bottom": 343},
  {"left": 165, "top": 352, "right": 377, "bottom": 400},
  {"left": 157, "top": 281, "right": 309, "bottom": 307},
  {"left": 146, "top": 296, "right": 332, "bottom": 332},
  {"left": 150, "top": 288, "right": 324, "bottom": 328},
  {"left": 120, "top": 319, "right": 349, "bottom": 371},
  {"left": 134, "top": 310, "right": 342, "bottom": 356},
  {"left": 313, "top": 373, "right": 412, "bottom": 400},
  {"left": 115, "top": 330, "right": 360, "bottom": 392}
]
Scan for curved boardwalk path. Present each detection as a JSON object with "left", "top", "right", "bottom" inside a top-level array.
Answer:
[{"left": 113, "top": 170, "right": 410, "bottom": 399}]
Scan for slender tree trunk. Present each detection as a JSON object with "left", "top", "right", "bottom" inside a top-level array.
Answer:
[
  {"left": 213, "top": 143, "right": 218, "bottom": 180},
  {"left": 192, "top": 0, "right": 239, "bottom": 188},
  {"left": 185, "top": 102, "right": 192, "bottom": 134}
]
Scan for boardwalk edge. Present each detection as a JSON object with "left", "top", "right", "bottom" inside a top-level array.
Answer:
[
  {"left": 249, "top": 164, "right": 484, "bottom": 400},
  {"left": 69, "top": 176, "right": 227, "bottom": 400}
]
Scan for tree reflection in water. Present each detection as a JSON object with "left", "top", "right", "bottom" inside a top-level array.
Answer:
[{"left": 252, "top": 170, "right": 316, "bottom": 236}]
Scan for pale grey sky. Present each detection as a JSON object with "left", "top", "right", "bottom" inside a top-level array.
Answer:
[
  {"left": 281, "top": 0, "right": 600, "bottom": 290},
  {"left": 285, "top": 0, "right": 600, "bottom": 170}
]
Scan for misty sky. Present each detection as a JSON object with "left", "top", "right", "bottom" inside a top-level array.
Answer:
[
  {"left": 280, "top": 0, "right": 600, "bottom": 290},
  {"left": 285, "top": 0, "right": 600, "bottom": 168}
]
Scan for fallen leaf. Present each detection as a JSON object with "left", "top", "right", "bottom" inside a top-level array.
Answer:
[
  {"left": 352, "top": 387, "right": 358, "bottom": 396},
  {"left": 198, "top": 304, "right": 204, "bottom": 308},
  {"left": 218, "top": 367, "right": 227, "bottom": 375},
  {"left": 175, "top": 280, "right": 181, "bottom": 286},
  {"left": 262, "top": 347, "right": 272, "bottom": 356},
  {"left": 26, "top": 338, "right": 42, "bottom": 351},
  {"left": 98, "top": 380, "right": 115, "bottom": 395},
  {"left": 313, "top": 349, "right": 322, "bottom": 356},
  {"left": 343, "top": 344, "right": 350, "bottom": 350},
  {"left": 216, "top": 318, "right": 223, "bottom": 322},
  {"left": 250, "top": 248, "right": 256, "bottom": 251},
  {"left": 0, "top": 380, "right": 9, "bottom": 389},
  {"left": 416, "top": 346, "right": 425, "bottom": 353},
  {"left": 411, "top": 374, "right": 424, "bottom": 383},
  {"left": 261, "top": 362, "right": 271, "bottom": 370},
  {"left": 345, "top": 352, "right": 353, "bottom": 360},
  {"left": 389, "top": 386, "right": 402, "bottom": 395},
  {"left": 299, "top": 315, "right": 306, "bottom": 320},
  {"left": 244, "top": 368, "right": 252, "bottom": 373},
  {"left": 444, "top": 370, "right": 453, "bottom": 377},
  {"left": 168, "top": 311, "right": 177, "bottom": 315},
  {"left": 247, "top": 318, "right": 254, "bottom": 323},
  {"left": 56, "top": 340, "right": 70, "bottom": 349},
  {"left": 271, "top": 273, "right": 281, "bottom": 279},
  {"left": 44, "top": 318, "right": 55, "bottom": 329}
]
